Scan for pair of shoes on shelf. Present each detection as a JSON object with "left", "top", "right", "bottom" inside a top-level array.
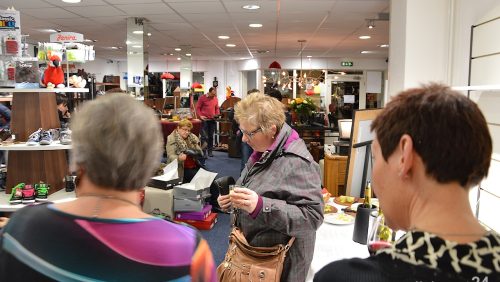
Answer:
[
  {"left": 9, "top": 182, "right": 50, "bottom": 205},
  {"left": 27, "top": 128, "right": 52, "bottom": 146}
]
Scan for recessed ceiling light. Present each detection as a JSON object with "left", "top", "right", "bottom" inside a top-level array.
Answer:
[
  {"left": 147, "top": 33, "right": 152, "bottom": 36},
  {"left": 169, "top": 53, "right": 174, "bottom": 56},
  {"left": 133, "top": 30, "right": 143, "bottom": 34},
  {"left": 361, "top": 51, "right": 374, "bottom": 54},
  {"left": 40, "top": 29, "right": 58, "bottom": 33},
  {"left": 83, "top": 39, "right": 92, "bottom": 42},
  {"left": 110, "top": 46, "right": 118, "bottom": 50},
  {"left": 62, "top": 0, "right": 81, "bottom": 3},
  {"left": 218, "top": 35, "right": 230, "bottom": 39},
  {"left": 249, "top": 23, "right": 263, "bottom": 28},
  {"left": 175, "top": 48, "right": 181, "bottom": 51},
  {"left": 226, "top": 44, "right": 236, "bottom": 47},
  {"left": 240, "top": 57, "right": 248, "bottom": 60},
  {"left": 379, "top": 44, "right": 389, "bottom": 48},
  {"left": 177, "top": 57, "right": 181, "bottom": 60},
  {"left": 125, "top": 40, "right": 131, "bottom": 45},
  {"left": 132, "top": 45, "right": 142, "bottom": 48},
  {"left": 307, "top": 55, "right": 312, "bottom": 58},
  {"left": 359, "top": 35, "right": 371, "bottom": 39},
  {"left": 186, "top": 53, "right": 191, "bottom": 56},
  {"left": 242, "top": 4, "right": 260, "bottom": 10}
]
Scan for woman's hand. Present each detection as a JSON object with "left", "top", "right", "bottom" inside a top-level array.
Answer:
[
  {"left": 218, "top": 194, "right": 232, "bottom": 211},
  {"left": 0, "top": 217, "right": 9, "bottom": 228},
  {"left": 230, "top": 187, "right": 259, "bottom": 213},
  {"left": 178, "top": 153, "right": 187, "bottom": 161}
]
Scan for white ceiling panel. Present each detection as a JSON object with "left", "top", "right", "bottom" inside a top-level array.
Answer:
[
  {"left": 114, "top": 3, "right": 175, "bottom": 16},
  {"left": 20, "top": 7, "right": 80, "bottom": 19},
  {"left": 10, "top": 0, "right": 389, "bottom": 60},
  {"left": 64, "top": 5, "right": 126, "bottom": 18},
  {"left": 44, "top": 0, "right": 108, "bottom": 6},
  {"left": 167, "top": 1, "right": 225, "bottom": 14}
]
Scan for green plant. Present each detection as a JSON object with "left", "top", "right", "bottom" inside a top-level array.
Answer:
[{"left": 290, "top": 97, "right": 316, "bottom": 116}]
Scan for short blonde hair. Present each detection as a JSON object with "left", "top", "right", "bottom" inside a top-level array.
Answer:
[
  {"left": 234, "top": 93, "right": 285, "bottom": 134},
  {"left": 178, "top": 119, "right": 193, "bottom": 129},
  {"left": 71, "top": 94, "right": 163, "bottom": 190}
]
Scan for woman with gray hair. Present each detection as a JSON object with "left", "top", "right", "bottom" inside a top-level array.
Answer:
[
  {"left": 218, "top": 93, "right": 324, "bottom": 281},
  {"left": 0, "top": 94, "right": 217, "bottom": 282}
]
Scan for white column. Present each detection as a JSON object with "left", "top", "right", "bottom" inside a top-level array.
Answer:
[
  {"left": 388, "top": 0, "right": 453, "bottom": 97},
  {"left": 126, "top": 17, "right": 149, "bottom": 97}
]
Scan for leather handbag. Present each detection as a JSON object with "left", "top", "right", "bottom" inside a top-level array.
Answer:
[{"left": 217, "top": 227, "right": 295, "bottom": 282}]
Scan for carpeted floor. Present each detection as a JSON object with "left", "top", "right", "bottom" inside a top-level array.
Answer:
[{"left": 201, "top": 151, "right": 241, "bottom": 265}]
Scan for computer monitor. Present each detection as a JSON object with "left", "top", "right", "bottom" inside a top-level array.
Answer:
[{"left": 338, "top": 119, "right": 352, "bottom": 140}]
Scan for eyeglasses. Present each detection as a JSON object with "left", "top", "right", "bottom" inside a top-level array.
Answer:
[{"left": 240, "top": 127, "right": 262, "bottom": 139}]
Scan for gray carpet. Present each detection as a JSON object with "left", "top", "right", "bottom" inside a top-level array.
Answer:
[{"left": 201, "top": 151, "right": 241, "bottom": 265}]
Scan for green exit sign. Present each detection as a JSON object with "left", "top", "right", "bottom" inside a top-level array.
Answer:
[{"left": 341, "top": 61, "right": 353, "bottom": 67}]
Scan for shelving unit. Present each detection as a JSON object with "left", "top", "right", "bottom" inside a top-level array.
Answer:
[{"left": 0, "top": 88, "right": 88, "bottom": 195}]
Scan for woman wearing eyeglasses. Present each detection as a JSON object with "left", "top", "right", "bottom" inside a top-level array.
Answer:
[
  {"left": 217, "top": 93, "right": 324, "bottom": 282},
  {"left": 166, "top": 119, "right": 203, "bottom": 183}
]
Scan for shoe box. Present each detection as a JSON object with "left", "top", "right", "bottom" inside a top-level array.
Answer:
[
  {"left": 143, "top": 187, "right": 174, "bottom": 220},
  {"left": 173, "top": 182, "right": 210, "bottom": 199},
  {"left": 175, "top": 204, "right": 212, "bottom": 221},
  {"left": 175, "top": 212, "right": 218, "bottom": 230},
  {"left": 148, "top": 177, "right": 182, "bottom": 190}
]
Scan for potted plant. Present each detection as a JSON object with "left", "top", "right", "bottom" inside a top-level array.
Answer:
[{"left": 290, "top": 97, "right": 316, "bottom": 125}]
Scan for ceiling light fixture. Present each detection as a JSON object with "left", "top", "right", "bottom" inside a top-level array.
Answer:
[
  {"left": 175, "top": 48, "right": 181, "bottom": 51},
  {"left": 218, "top": 35, "right": 230, "bottom": 39},
  {"left": 62, "top": 0, "right": 81, "bottom": 3},
  {"left": 307, "top": 55, "right": 312, "bottom": 58},
  {"left": 133, "top": 30, "right": 143, "bottom": 34},
  {"left": 169, "top": 53, "right": 174, "bottom": 56},
  {"left": 147, "top": 33, "right": 152, "bottom": 36},
  {"left": 242, "top": 4, "right": 260, "bottom": 10},
  {"left": 367, "top": 19, "right": 375, "bottom": 29},
  {"left": 177, "top": 57, "right": 181, "bottom": 60},
  {"left": 249, "top": 23, "right": 263, "bottom": 28},
  {"left": 226, "top": 44, "right": 236, "bottom": 47},
  {"left": 359, "top": 35, "right": 371, "bottom": 39},
  {"left": 186, "top": 53, "right": 191, "bottom": 56},
  {"left": 361, "top": 51, "right": 373, "bottom": 54},
  {"left": 125, "top": 40, "right": 131, "bottom": 45},
  {"left": 132, "top": 45, "right": 142, "bottom": 48},
  {"left": 379, "top": 44, "right": 389, "bottom": 48},
  {"left": 110, "top": 46, "right": 118, "bottom": 50}
]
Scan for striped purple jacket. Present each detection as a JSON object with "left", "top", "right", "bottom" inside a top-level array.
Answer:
[{"left": 235, "top": 123, "right": 324, "bottom": 282}]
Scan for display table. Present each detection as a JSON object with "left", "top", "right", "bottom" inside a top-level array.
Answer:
[
  {"left": 305, "top": 199, "right": 369, "bottom": 281},
  {"left": 0, "top": 189, "right": 76, "bottom": 212},
  {"left": 323, "top": 154, "right": 348, "bottom": 196}
]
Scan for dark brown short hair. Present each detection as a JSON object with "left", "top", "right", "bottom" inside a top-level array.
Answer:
[{"left": 371, "top": 83, "right": 491, "bottom": 188}]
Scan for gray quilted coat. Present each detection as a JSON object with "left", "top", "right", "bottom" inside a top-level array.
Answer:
[{"left": 235, "top": 123, "right": 324, "bottom": 282}]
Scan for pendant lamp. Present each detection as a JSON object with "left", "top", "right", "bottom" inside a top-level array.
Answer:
[{"left": 268, "top": 61, "right": 282, "bottom": 69}]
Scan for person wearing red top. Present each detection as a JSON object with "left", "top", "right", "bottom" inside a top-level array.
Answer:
[
  {"left": 196, "top": 87, "right": 220, "bottom": 157},
  {"left": 166, "top": 119, "right": 203, "bottom": 183}
]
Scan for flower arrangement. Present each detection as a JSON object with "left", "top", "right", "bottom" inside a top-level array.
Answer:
[{"left": 290, "top": 97, "right": 316, "bottom": 116}]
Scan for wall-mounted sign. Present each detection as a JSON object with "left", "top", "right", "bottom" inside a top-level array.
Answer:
[
  {"left": 50, "top": 32, "right": 84, "bottom": 43},
  {"left": 341, "top": 61, "right": 353, "bottom": 67},
  {"left": 0, "top": 10, "right": 20, "bottom": 30}
]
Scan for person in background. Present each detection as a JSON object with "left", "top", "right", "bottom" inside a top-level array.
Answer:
[
  {"left": 166, "top": 119, "right": 203, "bottom": 183},
  {"left": 236, "top": 88, "right": 259, "bottom": 171},
  {"left": 218, "top": 93, "right": 324, "bottom": 281},
  {"left": 196, "top": 87, "right": 220, "bottom": 158},
  {"left": 267, "top": 89, "right": 292, "bottom": 125},
  {"left": 0, "top": 94, "right": 216, "bottom": 282},
  {"left": 314, "top": 83, "right": 499, "bottom": 282},
  {"left": 56, "top": 93, "right": 71, "bottom": 128},
  {"left": 0, "top": 104, "right": 10, "bottom": 130}
]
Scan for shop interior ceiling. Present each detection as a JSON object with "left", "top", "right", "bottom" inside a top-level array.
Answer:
[{"left": 0, "top": 0, "right": 389, "bottom": 62}]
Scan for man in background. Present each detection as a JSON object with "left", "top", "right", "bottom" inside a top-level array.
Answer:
[{"left": 196, "top": 87, "right": 219, "bottom": 158}]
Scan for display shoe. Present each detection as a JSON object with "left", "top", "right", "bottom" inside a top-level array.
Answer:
[
  {"left": 59, "top": 129, "right": 72, "bottom": 145},
  {"left": 39, "top": 130, "right": 53, "bottom": 145},
  {"left": 26, "top": 128, "right": 42, "bottom": 146},
  {"left": 0, "top": 128, "right": 12, "bottom": 142},
  {"left": 9, "top": 183, "right": 24, "bottom": 205},
  {"left": 22, "top": 184, "right": 36, "bottom": 204},
  {"left": 35, "top": 182, "right": 50, "bottom": 202}
]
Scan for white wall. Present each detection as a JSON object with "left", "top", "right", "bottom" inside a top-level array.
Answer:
[{"left": 82, "top": 59, "right": 121, "bottom": 83}]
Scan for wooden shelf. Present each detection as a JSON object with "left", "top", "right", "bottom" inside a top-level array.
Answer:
[
  {"left": 0, "top": 141, "right": 71, "bottom": 151},
  {"left": 0, "top": 88, "right": 89, "bottom": 93}
]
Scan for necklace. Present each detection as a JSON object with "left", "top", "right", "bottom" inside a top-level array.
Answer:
[{"left": 77, "top": 193, "right": 140, "bottom": 218}]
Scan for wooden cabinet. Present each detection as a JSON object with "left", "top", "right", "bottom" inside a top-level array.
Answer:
[
  {"left": 324, "top": 154, "right": 348, "bottom": 197},
  {"left": 293, "top": 125, "right": 325, "bottom": 162}
]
